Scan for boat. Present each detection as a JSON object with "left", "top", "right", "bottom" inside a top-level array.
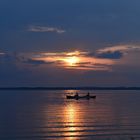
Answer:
[{"left": 66, "top": 94, "right": 96, "bottom": 100}]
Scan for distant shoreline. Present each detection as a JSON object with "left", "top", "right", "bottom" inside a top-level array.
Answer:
[{"left": 0, "top": 87, "right": 140, "bottom": 90}]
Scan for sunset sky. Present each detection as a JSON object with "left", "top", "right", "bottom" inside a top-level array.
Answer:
[{"left": 0, "top": 0, "right": 140, "bottom": 87}]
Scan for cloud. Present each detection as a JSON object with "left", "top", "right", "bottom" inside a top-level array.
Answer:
[
  {"left": 22, "top": 59, "right": 52, "bottom": 66},
  {"left": 66, "top": 61, "right": 112, "bottom": 71},
  {"left": 0, "top": 53, "right": 22, "bottom": 64},
  {"left": 28, "top": 25, "right": 66, "bottom": 34},
  {"left": 0, "top": 51, "right": 6, "bottom": 58},
  {"left": 28, "top": 51, "right": 114, "bottom": 71},
  {"left": 96, "top": 45, "right": 140, "bottom": 59},
  {"left": 0, "top": 52, "right": 5, "bottom": 63},
  {"left": 7, "top": 53, "right": 55, "bottom": 66},
  {"left": 96, "top": 51, "right": 123, "bottom": 59},
  {"left": 2, "top": 44, "right": 139, "bottom": 71},
  {"left": 98, "top": 45, "right": 140, "bottom": 53},
  {"left": 0, "top": 52, "right": 5, "bottom": 55},
  {"left": 0, "top": 51, "right": 112, "bottom": 71}
]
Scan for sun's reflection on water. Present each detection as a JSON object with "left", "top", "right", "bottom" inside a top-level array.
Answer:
[
  {"left": 43, "top": 91, "right": 129, "bottom": 139},
  {"left": 64, "top": 103, "right": 79, "bottom": 140}
]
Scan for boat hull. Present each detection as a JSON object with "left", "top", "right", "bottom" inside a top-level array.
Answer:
[{"left": 66, "top": 95, "right": 96, "bottom": 100}]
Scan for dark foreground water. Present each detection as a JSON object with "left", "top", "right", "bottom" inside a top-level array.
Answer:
[{"left": 0, "top": 90, "right": 140, "bottom": 140}]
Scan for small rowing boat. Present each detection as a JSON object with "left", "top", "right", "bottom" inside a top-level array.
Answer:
[{"left": 66, "top": 94, "right": 96, "bottom": 100}]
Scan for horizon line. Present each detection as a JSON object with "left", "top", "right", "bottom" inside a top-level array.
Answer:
[{"left": 0, "top": 86, "right": 140, "bottom": 90}]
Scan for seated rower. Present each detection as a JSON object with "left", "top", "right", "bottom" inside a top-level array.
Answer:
[
  {"left": 75, "top": 92, "right": 79, "bottom": 97},
  {"left": 87, "top": 92, "right": 90, "bottom": 97}
]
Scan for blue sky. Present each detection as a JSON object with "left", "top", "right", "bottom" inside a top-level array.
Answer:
[{"left": 0, "top": 0, "right": 140, "bottom": 87}]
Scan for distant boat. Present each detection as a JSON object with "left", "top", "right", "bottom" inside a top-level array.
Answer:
[{"left": 66, "top": 94, "right": 96, "bottom": 100}]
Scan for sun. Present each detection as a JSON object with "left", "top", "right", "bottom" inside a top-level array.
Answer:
[{"left": 64, "top": 56, "right": 79, "bottom": 66}]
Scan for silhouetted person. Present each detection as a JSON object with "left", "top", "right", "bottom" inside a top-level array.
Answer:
[
  {"left": 75, "top": 92, "right": 79, "bottom": 100},
  {"left": 75, "top": 92, "right": 78, "bottom": 96},
  {"left": 87, "top": 92, "right": 90, "bottom": 97}
]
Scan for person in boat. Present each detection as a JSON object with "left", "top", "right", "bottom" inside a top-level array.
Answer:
[
  {"left": 87, "top": 92, "right": 90, "bottom": 97},
  {"left": 75, "top": 92, "right": 79, "bottom": 98}
]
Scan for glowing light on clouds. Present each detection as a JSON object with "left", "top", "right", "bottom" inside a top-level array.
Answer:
[
  {"left": 97, "top": 45, "right": 140, "bottom": 53},
  {"left": 2, "top": 44, "right": 138, "bottom": 71},
  {"left": 31, "top": 51, "right": 114, "bottom": 71}
]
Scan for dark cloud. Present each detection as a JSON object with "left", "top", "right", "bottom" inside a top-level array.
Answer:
[
  {"left": 22, "top": 59, "right": 54, "bottom": 66},
  {"left": 0, "top": 53, "right": 16, "bottom": 63},
  {"left": 66, "top": 64, "right": 110, "bottom": 71},
  {"left": 76, "top": 62, "right": 92, "bottom": 65},
  {"left": 96, "top": 51, "right": 123, "bottom": 59}
]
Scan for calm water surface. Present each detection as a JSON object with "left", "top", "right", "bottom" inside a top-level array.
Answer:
[{"left": 0, "top": 90, "right": 140, "bottom": 140}]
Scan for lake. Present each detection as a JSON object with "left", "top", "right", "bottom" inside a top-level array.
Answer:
[{"left": 0, "top": 90, "right": 140, "bottom": 140}]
